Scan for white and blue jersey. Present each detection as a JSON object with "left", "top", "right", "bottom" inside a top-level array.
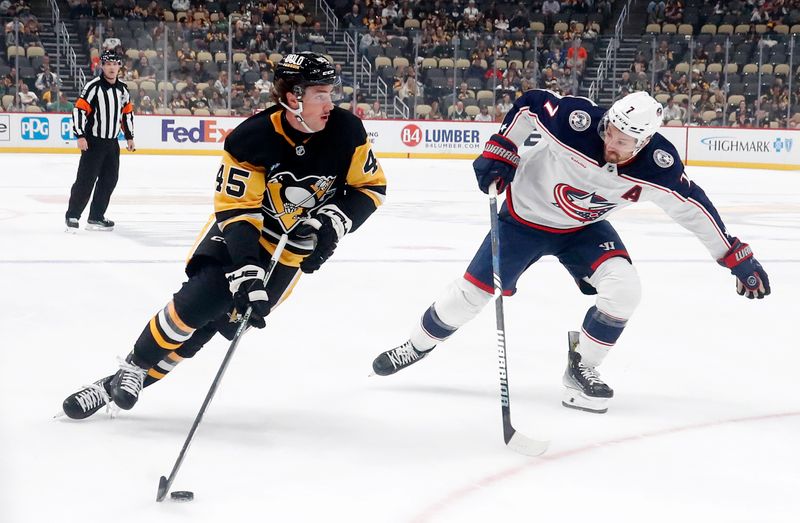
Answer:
[{"left": 498, "top": 89, "right": 734, "bottom": 260}]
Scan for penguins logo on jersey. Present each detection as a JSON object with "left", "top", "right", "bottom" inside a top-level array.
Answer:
[
  {"left": 653, "top": 149, "right": 674, "bottom": 168},
  {"left": 552, "top": 183, "right": 617, "bottom": 222},
  {"left": 264, "top": 171, "right": 336, "bottom": 232},
  {"left": 568, "top": 110, "right": 591, "bottom": 132}
]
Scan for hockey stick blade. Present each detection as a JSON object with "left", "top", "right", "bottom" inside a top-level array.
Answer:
[
  {"left": 156, "top": 475, "right": 168, "bottom": 502},
  {"left": 506, "top": 430, "right": 549, "bottom": 457}
]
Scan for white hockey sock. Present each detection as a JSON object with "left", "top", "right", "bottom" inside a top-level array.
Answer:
[{"left": 409, "top": 277, "right": 492, "bottom": 350}]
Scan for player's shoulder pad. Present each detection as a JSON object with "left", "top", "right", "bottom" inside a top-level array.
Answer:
[
  {"left": 512, "top": 89, "right": 605, "bottom": 157},
  {"left": 223, "top": 109, "right": 273, "bottom": 161},
  {"left": 326, "top": 106, "right": 369, "bottom": 144},
  {"left": 622, "top": 133, "right": 685, "bottom": 187}
]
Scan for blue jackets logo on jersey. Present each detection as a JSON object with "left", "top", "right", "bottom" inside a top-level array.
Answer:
[
  {"left": 552, "top": 183, "right": 617, "bottom": 222},
  {"left": 568, "top": 110, "right": 591, "bottom": 132}
]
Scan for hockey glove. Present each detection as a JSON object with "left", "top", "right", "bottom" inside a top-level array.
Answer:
[
  {"left": 295, "top": 205, "right": 351, "bottom": 274},
  {"left": 225, "top": 264, "right": 270, "bottom": 328},
  {"left": 718, "top": 239, "right": 771, "bottom": 299},
  {"left": 473, "top": 133, "right": 520, "bottom": 194}
]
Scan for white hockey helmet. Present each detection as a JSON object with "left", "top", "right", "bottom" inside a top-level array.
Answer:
[{"left": 602, "top": 91, "right": 663, "bottom": 152}]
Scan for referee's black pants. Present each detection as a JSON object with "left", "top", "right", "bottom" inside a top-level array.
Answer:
[{"left": 66, "top": 137, "right": 120, "bottom": 221}]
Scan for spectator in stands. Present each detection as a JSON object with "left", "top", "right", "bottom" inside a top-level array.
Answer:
[
  {"left": 485, "top": 59, "right": 503, "bottom": 83},
  {"left": 382, "top": 0, "right": 399, "bottom": 23},
  {"left": 450, "top": 100, "right": 469, "bottom": 121},
  {"left": 496, "top": 92, "right": 512, "bottom": 117},
  {"left": 172, "top": 0, "right": 189, "bottom": 12},
  {"left": 308, "top": 21, "right": 326, "bottom": 44},
  {"left": 17, "top": 82, "right": 38, "bottom": 107},
  {"left": 255, "top": 70, "right": 273, "bottom": 96},
  {"left": 708, "top": 42, "right": 725, "bottom": 64},
  {"left": 343, "top": 3, "right": 365, "bottom": 30},
  {"left": 208, "top": 90, "right": 226, "bottom": 111},
  {"left": 109, "top": 0, "right": 128, "bottom": 18},
  {"left": 214, "top": 70, "right": 229, "bottom": 96},
  {"left": 474, "top": 104, "right": 493, "bottom": 122},
  {"left": 693, "top": 44, "right": 709, "bottom": 66},
  {"left": 0, "top": 74, "right": 14, "bottom": 99},
  {"left": 189, "top": 90, "right": 210, "bottom": 112},
  {"left": 48, "top": 91, "right": 74, "bottom": 113},
  {"left": 366, "top": 100, "right": 387, "bottom": 119},
  {"left": 359, "top": 28, "right": 379, "bottom": 52},
  {"left": 465, "top": 57, "right": 486, "bottom": 81},
  {"left": 617, "top": 70, "right": 634, "bottom": 95},
  {"left": 463, "top": 0, "right": 480, "bottom": 23},
  {"left": 138, "top": 95, "right": 155, "bottom": 114},
  {"left": 426, "top": 99, "right": 444, "bottom": 120},
  {"left": 396, "top": 66, "right": 422, "bottom": 101},
  {"left": 664, "top": 0, "right": 683, "bottom": 24},
  {"left": 647, "top": 0, "right": 666, "bottom": 24},
  {"left": 456, "top": 81, "right": 471, "bottom": 101},
  {"left": 136, "top": 56, "right": 156, "bottom": 81},
  {"left": 193, "top": 62, "right": 211, "bottom": 84},
  {"left": 542, "top": 0, "right": 560, "bottom": 24},
  {"left": 655, "top": 70, "right": 676, "bottom": 94},
  {"left": 690, "top": 68, "right": 709, "bottom": 92},
  {"left": 662, "top": 98, "right": 684, "bottom": 122},
  {"left": 70, "top": 0, "right": 93, "bottom": 19},
  {"left": 566, "top": 38, "right": 588, "bottom": 73},
  {"left": 35, "top": 63, "right": 60, "bottom": 94},
  {"left": 177, "top": 42, "right": 196, "bottom": 64},
  {"left": 494, "top": 12, "right": 509, "bottom": 31}
]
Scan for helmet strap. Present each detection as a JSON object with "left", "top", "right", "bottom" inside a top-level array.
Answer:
[{"left": 281, "top": 85, "right": 320, "bottom": 134}]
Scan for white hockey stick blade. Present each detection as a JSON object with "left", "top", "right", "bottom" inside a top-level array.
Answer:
[{"left": 506, "top": 432, "right": 549, "bottom": 457}]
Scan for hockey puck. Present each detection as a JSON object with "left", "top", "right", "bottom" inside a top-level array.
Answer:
[{"left": 170, "top": 491, "right": 194, "bottom": 502}]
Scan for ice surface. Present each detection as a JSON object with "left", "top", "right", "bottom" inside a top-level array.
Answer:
[{"left": 0, "top": 154, "right": 798, "bottom": 522}]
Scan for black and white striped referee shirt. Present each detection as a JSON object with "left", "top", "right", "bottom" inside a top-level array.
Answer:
[{"left": 72, "top": 75, "right": 135, "bottom": 140}]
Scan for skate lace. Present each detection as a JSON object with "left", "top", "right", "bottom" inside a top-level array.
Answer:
[
  {"left": 578, "top": 363, "right": 605, "bottom": 386},
  {"left": 74, "top": 381, "right": 119, "bottom": 418},
  {"left": 117, "top": 358, "right": 147, "bottom": 397},
  {"left": 388, "top": 343, "right": 420, "bottom": 369},
  {"left": 75, "top": 382, "right": 110, "bottom": 412}
]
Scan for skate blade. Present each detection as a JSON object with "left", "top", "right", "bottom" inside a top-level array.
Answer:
[
  {"left": 85, "top": 225, "right": 113, "bottom": 231},
  {"left": 65, "top": 227, "right": 78, "bottom": 234},
  {"left": 562, "top": 387, "right": 609, "bottom": 414}
]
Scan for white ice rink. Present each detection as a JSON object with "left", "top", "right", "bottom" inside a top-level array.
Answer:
[{"left": 1, "top": 153, "right": 798, "bottom": 523}]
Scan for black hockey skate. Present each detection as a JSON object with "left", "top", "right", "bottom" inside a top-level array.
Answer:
[
  {"left": 372, "top": 341, "right": 432, "bottom": 376},
  {"left": 86, "top": 218, "right": 114, "bottom": 231},
  {"left": 65, "top": 217, "right": 79, "bottom": 233},
  {"left": 562, "top": 331, "right": 614, "bottom": 414},
  {"left": 62, "top": 375, "right": 115, "bottom": 419},
  {"left": 110, "top": 355, "right": 148, "bottom": 410}
]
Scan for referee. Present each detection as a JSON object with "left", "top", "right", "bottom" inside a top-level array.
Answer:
[{"left": 65, "top": 50, "right": 135, "bottom": 232}]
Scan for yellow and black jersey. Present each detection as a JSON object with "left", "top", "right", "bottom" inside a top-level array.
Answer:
[{"left": 211, "top": 105, "right": 386, "bottom": 267}]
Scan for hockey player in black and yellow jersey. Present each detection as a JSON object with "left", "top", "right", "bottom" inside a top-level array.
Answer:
[{"left": 60, "top": 53, "right": 387, "bottom": 419}]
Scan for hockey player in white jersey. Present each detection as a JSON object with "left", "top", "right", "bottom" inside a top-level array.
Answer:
[{"left": 372, "top": 90, "right": 770, "bottom": 413}]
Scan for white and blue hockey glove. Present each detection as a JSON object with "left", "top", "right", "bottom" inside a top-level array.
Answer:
[
  {"left": 473, "top": 133, "right": 520, "bottom": 194},
  {"left": 225, "top": 264, "right": 270, "bottom": 328},
  {"left": 718, "top": 239, "right": 771, "bottom": 299}
]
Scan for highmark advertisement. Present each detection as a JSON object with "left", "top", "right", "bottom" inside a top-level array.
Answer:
[{"left": 0, "top": 112, "right": 797, "bottom": 169}]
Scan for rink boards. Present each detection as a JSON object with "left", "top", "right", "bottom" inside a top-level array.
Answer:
[{"left": 0, "top": 112, "right": 798, "bottom": 170}]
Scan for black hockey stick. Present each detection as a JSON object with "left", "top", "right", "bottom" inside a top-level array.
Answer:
[
  {"left": 488, "top": 182, "right": 549, "bottom": 456},
  {"left": 156, "top": 234, "right": 290, "bottom": 502}
]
